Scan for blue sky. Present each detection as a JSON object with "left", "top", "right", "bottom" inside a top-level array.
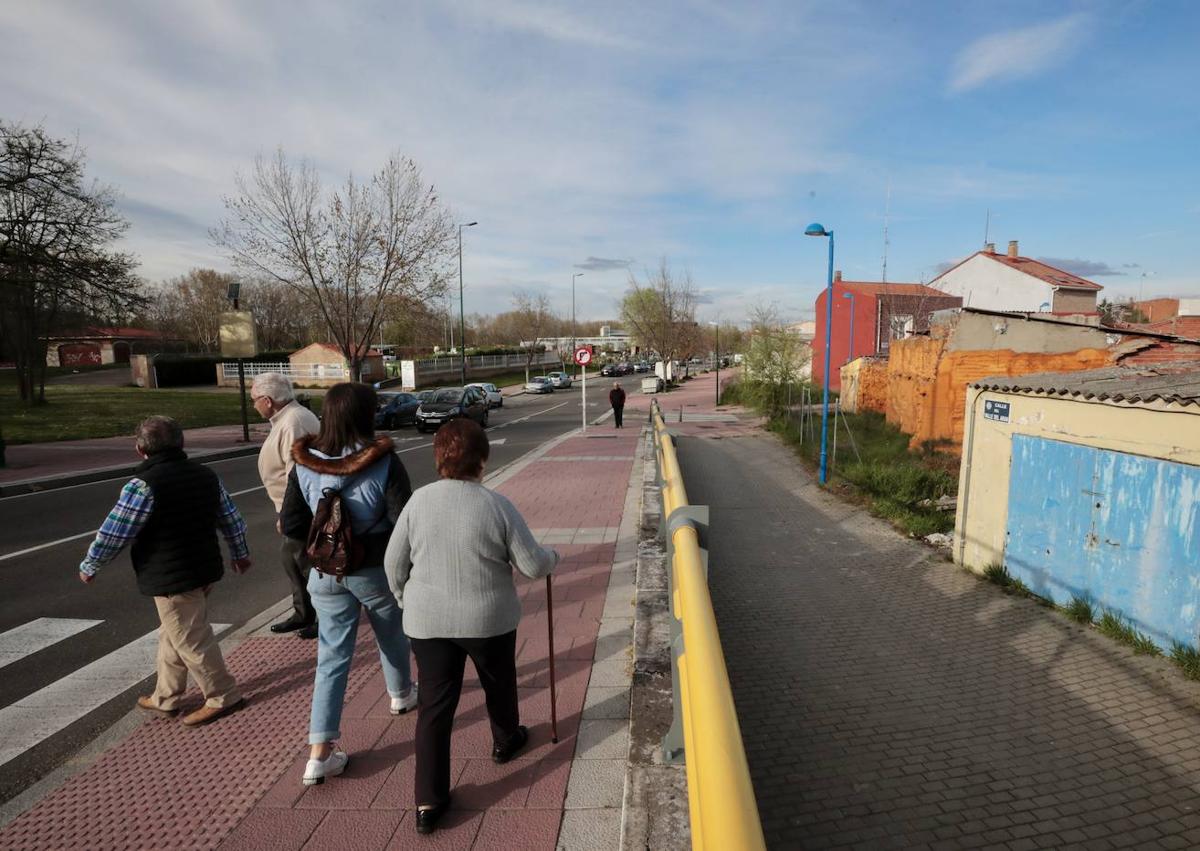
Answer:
[{"left": 2, "top": 0, "right": 1198, "bottom": 324}]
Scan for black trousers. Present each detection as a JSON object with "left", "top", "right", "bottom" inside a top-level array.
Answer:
[
  {"left": 410, "top": 631, "right": 521, "bottom": 806},
  {"left": 612, "top": 405, "right": 624, "bottom": 428},
  {"left": 280, "top": 536, "right": 315, "bottom": 623}
]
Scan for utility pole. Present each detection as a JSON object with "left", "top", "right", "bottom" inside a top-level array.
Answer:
[
  {"left": 572, "top": 272, "right": 584, "bottom": 362},
  {"left": 458, "top": 221, "right": 477, "bottom": 385}
]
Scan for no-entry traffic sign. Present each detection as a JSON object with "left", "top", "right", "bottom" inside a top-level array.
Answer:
[{"left": 573, "top": 346, "right": 593, "bottom": 366}]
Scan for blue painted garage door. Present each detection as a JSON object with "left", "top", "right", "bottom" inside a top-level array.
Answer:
[{"left": 1005, "top": 434, "right": 1200, "bottom": 649}]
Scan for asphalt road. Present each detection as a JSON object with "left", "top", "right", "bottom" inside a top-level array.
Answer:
[{"left": 0, "top": 375, "right": 643, "bottom": 803}]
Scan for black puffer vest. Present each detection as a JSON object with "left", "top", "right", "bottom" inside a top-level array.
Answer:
[{"left": 130, "top": 448, "right": 225, "bottom": 597}]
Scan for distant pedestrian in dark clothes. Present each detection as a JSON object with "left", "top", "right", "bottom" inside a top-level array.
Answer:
[{"left": 609, "top": 382, "right": 626, "bottom": 428}]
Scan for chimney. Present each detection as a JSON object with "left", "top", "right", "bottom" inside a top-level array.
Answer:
[
  {"left": 984, "top": 243, "right": 995, "bottom": 254},
  {"left": 1007, "top": 240, "right": 1019, "bottom": 258},
  {"left": 834, "top": 270, "right": 842, "bottom": 282}
]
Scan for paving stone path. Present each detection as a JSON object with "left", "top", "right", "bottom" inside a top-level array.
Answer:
[{"left": 678, "top": 428, "right": 1200, "bottom": 850}]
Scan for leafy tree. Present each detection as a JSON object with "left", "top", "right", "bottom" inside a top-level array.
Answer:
[
  {"left": 742, "top": 304, "right": 811, "bottom": 414},
  {"left": 0, "top": 121, "right": 141, "bottom": 403},
  {"left": 214, "top": 148, "right": 454, "bottom": 381}
]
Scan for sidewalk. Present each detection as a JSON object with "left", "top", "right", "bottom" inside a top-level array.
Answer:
[
  {"left": 0, "top": 424, "right": 268, "bottom": 494},
  {"left": 676, "top": 405, "right": 1200, "bottom": 848},
  {"left": 0, "top": 398, "right": 651, "bottom": 850}
]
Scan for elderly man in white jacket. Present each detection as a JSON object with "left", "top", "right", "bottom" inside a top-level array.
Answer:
[{"left": 251, "top": 372, "right": 321, "bottom": 638}]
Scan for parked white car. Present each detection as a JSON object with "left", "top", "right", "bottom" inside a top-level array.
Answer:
[
  {"left": 525, "top": 376, "right": 554, "bottom": 394},
  {"left": 467, "top": 381, "right": 503, "bottom": 408},
  {"left": 546, "top": 371, "right": 572, "bottom": 389}
]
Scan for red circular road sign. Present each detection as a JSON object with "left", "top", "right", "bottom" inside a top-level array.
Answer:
[{"left": 573, "top": 346, "right": 593, "bottom": 366}]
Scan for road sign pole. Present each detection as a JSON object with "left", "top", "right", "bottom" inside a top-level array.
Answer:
[{"left": 582, "top": 364, "right": 587, "bottom": 433}]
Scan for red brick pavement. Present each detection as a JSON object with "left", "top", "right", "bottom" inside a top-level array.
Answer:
[{"left": 0, "top": 411, "right": 645, "bottom": 850}]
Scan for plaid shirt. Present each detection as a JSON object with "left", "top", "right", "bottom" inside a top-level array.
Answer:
[{"left": 79, "top": 477, "right": 250, "bottom": 577}]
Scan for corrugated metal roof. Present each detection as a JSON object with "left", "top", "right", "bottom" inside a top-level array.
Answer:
[{"left": 971, "top": 364, "right": 1200, "bottom": 407}]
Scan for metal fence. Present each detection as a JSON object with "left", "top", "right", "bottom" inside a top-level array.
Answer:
[
  {"left": 414, "top": 352, "right": 561, "bottom": 373},
  {"left": 652, "top": 399, "right": 766, "bottom": 851},
  {"left": 220, "top": 362, "right": 347, "bottom": 380}
]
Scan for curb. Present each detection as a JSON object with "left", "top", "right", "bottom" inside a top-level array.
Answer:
[{"left": 0, "top": 445, "right": 262, "bottom": 498}]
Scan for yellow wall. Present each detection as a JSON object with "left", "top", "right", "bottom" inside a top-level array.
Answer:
[{"left": 954, "top": 389, "right": 1200, "bottom": 571}]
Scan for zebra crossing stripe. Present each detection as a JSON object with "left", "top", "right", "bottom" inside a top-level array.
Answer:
[
  {"left": 0, "top": 618, "right": 103, "bottom": 671},
  {"left": 0, "top": 623, "right": 231, "bottom": 769}
]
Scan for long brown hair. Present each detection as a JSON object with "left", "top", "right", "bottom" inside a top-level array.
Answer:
[{"left": 313, "top": 382, "right": 376, "bottom": 455}]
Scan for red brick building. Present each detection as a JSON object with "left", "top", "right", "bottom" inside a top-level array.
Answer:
[{"left": 812, "top": 273, "right": 962, "bottom": 389}]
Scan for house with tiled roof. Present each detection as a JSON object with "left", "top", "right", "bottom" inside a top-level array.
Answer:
[
  {"left": 930, "top": 240, "right": 1102, "bottom": 315},
  {"left": 813, "top": 272, "right": 962, "bottom": 388}
]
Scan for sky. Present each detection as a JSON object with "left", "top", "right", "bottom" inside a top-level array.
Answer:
[{"left": 2, "top": 0, "right": 1199, "bottom": 325}]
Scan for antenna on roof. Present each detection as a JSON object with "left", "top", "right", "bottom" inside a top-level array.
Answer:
[
  {"left": 983, "top": 208, "right": 991, "bottom": 248},
  {"left": 881, "top": 179, "right": 891, "bottom": 283}
]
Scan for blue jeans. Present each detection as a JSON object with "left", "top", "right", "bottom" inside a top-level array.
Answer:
[{"left": 307, "top": 565, "right": 413, "bottom": 745}]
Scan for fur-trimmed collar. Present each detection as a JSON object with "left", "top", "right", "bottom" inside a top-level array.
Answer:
[{"left": 291, "top": 435, "right": 394, "bottom": 475}]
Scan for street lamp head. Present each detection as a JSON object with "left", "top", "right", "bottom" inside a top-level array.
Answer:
[{"left": 804, "top": 223, "right": 829, "bottom": 237}]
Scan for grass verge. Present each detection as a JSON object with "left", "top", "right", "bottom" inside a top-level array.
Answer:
[
  {"left": 724, "top": 378, "right": 958, "bottom": 538},
  {"left": 0, "top": 384, "right": 323, "bottom": 444}
]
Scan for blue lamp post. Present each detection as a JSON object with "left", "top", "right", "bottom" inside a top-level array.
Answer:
[
  {"left": 842, "top": 291, "right": 855, "bottom": 364},
  {"left": 805, "top": 222, "right": 835, "bottom": 485}
]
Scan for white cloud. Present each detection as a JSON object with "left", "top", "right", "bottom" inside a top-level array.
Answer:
[{"left": 949, "top": 13, "right": 1092, "bottom": 93}]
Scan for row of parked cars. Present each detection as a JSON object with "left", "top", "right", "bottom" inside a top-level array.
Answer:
[
  {"left": 600, "top": 362, "right": 650, "bottom": 376},
  {"left": 374, "top": 381, "right": 503, "bottom": 433}
]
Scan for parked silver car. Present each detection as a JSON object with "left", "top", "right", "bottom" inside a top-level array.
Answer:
[
  {"left": 525, "top": 376, "right": 554, "bottom": 394},
  {"left": 546, "top": 371, "right": 572, "bottom": 389}
]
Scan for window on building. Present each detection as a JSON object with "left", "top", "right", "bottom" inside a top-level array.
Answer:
[{"left": 889, "top": 314, "right": 915, "bottom": 340}]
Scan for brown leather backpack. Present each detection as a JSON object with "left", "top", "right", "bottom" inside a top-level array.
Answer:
[{"left": 305, "top": 486, "right": 364, "bottom": 582}]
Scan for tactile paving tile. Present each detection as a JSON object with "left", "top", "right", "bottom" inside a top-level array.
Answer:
[{"left": 0, "top": 629, "right": 383, "bottom": 851}]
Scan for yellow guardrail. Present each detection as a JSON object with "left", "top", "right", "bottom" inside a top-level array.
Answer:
[{"left": 651, "top": 401, "right": 766, "bottom": 851}]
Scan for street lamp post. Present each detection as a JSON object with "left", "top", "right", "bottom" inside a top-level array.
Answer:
[
  {"left": 571, "top": 272, "right": 584, "bottom": 362},
  {"left": 842, "top": 291, "right": 855, "bottom": 364},
  {"left": 458, "top": 221, "right": 477, "bottom": 385},
  {"left": 709, "top": 320, "right": 720, "bottom": 405},
  {"left": 805, "top": 222, "right": 835, "bottom": 485}
]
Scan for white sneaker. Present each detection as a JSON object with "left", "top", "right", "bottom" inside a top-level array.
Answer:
[
  {"left": 390, "top": 683, "right": 418, "bottom": 715},
  {"left": 302, "top": 748, "right": 348, "bottom": 786}
]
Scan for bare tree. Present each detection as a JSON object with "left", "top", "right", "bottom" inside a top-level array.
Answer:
[
  {"left": 510, "top": 289, "right": 553, "bottom": 382},
  {"left": 214, "top": 148, "right": 455, "bottom": 380},
  {"left": 165, "top": 268, "right": 237, "bottom": 351},
  {"left": 0, "top": 121, "right": 141, "bottom": 403},
  {"left": 620, "top": 259, "right": 698, "bottom": 373}
]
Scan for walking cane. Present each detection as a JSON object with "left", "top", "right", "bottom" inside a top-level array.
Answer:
[{"left": 545, "top": 574, "right": 559, "bottom": 743}]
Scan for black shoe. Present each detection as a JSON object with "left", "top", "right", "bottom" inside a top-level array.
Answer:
[
  {"left": 269, "top": 618, "right": 309, "bottom": 634},
  {"left": 415, "top": 798, "right": 450, "bottom": 835},
  {"left": 491, "top": 725, "right": 529, "bottom": 764},
  {"left": 297, "top": 624, "right": 318, "bottom": 640}
]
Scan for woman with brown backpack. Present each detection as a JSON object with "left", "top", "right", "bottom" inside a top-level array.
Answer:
[{"left": 280, "top": 382, "right": 416, "bottom": 787}]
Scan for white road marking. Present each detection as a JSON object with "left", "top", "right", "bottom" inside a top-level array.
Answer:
[
  {"left": 228, "top": 485, "right": 264, "bottom": 497},
  {"left": 0, "top": 618, "right": 103, "bottom": 670},
  {"left": 0, "top": 531, "right": 98, "bottom": 563},
  {"left": 489, "top": 438, "right": 507, "bottom": 446},
  {"left": 0, "top": 623, "right": 231, "bottom": 768}
]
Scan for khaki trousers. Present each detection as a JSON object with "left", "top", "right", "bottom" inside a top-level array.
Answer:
[{"left": 149, "top": 586, "right": 241, "bottom": 710}]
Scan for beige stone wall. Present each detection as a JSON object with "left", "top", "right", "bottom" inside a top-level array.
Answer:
[
  {"left": 954, "top": 390, "right": 1200, "bottom": 572},
  {"left": 1051, "top": 289, "right": 1099, "bottom": 314}
]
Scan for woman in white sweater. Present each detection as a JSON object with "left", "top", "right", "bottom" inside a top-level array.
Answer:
[{"left": 384, "top": 418, "right": 558, "bottom": 835}]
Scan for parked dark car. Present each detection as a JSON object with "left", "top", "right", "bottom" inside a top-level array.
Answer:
[
  {"left": 600, "top": 363, "right": 617, "bottom": 377},
  {"left": 618, "top": 362, "right": 635, "bottom": 375},
  {"left": 375, "top": 391, "right": 420, "bottom": 429},
  {"left": 415, "top": 386, "right": 489, "bottom": 433}
]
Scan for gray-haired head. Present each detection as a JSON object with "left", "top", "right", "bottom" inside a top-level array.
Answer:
[
  {"left": 135, "top": 416, "right": 184, "bottom": 456},
  {"left": 250, "top": 372, "right": 295, "bottom": 404}
]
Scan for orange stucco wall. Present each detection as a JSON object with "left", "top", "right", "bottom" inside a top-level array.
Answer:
[
  {"left": 886, "top": 337, "right": 1112, "bottom": 449},
  {"left": 854, "top": 359, "right": 890, "bottom": 414}
]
